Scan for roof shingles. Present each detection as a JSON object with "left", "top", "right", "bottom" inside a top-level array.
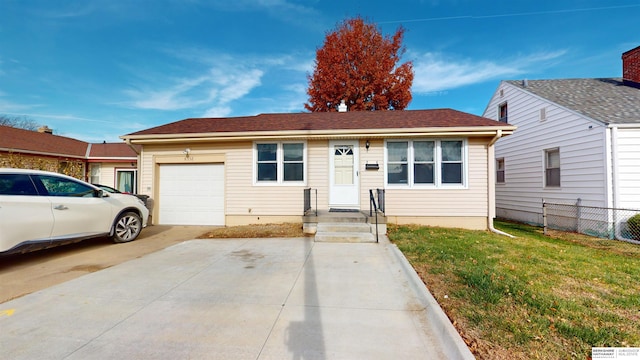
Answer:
[
  {"left": 126, "top": 108, "right": 508, "bottom": 137},
  {"left": 506, "top": 78, "right": 640, "bottom": 124},
  {"left": 0, "top": 125, "right": 137, "bottom": 158}
]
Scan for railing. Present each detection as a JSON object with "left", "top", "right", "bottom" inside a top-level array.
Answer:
[
  {"left": 543, "top": 198, "right": 640, "bottom": 244},
  {"left": 369, "top": 189, "right": 385, "bottom": 243},
  {"left": 303, "top": 188, "right": 317, "bottom": 216}
]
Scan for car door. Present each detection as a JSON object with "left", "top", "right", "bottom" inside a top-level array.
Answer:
[
  {"left": 0, "top": 173, "right": 53, "bottom": 252},
  {"left": 35, "top": 175, "right": 113, "bottom": 240}
]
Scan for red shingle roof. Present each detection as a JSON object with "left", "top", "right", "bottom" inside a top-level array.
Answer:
[
  {"left": 126, "top": 109, "right": 507, "bottom": 136},
  {"left": 0, "top": 125, "right": 138, "bottom": 159},
  {"left": 88, "top": 142, "right": 139, "bottom": 158},
  {"left": 0, "top": 125, "right": 88, "bottom": 157}
]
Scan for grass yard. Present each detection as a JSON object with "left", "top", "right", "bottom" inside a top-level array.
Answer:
[{"left": 388, "top": 221, "right": 640, "bottom": 359}]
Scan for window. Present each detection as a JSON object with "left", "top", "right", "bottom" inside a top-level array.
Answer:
[
  {"left": 37, "top": 175, "right": 96, "bottom": 197},
  {"left": 545, "top": 149, "right": 560, "bottom": 187},
  {"left": 441, "top": 141, "right": 463, "bottom": 184},
  {"left": 387, "top": 142, "right": 408, "bottom": 184},
  {"left": 386, "top": 140, "right": 465, "bottom": 187},
  {"left": 90, "top": 165, "right": 100, "bottom": 184},
  {"left": 539, "top": 107, "right": 547, "bottom": 122},
  {"left": 0, "top": 174, "right": 38, "bottom": 196},
  {"left": 116, "top": 169, "right": 136, "bottom": 193},
  {"left": 498, "top": 102, "right": 508, "bottom": 123},
  {"left": 496, "top": 158, "right": 505, "bottom": 183},
  {"left": 255, "top": 142, "right": 305, "bottom": 184}
]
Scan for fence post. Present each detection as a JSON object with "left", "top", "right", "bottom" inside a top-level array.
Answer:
[
  {"left": 576, "top": 198, "right": 582, "bottom": 233},
  {"left": 542, "top": 199, "right": 547, "bottom": 236}
]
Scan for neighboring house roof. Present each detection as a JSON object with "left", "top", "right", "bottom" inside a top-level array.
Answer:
[
  {"left": 124, "top": 109, "right": 514, "bottom": 140},
  {"left": 88, "top": 142, "right": 140, "bottom": 161},
  {"left": 505, "top": 78, "right": 640, "bottom": 125},
  {"left": 0, "top": 125, "right": 88, "bottom": 158},
  {"left": 0, "top": 125, "right": 138, "bottom": 160}
]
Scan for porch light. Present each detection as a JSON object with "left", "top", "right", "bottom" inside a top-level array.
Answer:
[{"left": 365, "top": 140, "right": 370, "bottom": 150}]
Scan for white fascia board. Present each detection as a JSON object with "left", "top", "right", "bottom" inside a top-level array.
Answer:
[{"left": 121, "top": 126, "right": 516, "bottom": 144}]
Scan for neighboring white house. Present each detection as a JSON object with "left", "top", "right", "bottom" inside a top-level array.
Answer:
[
  {"left": 483, "top": 46, "right": 640, "bottom": 239},
  {"left": 121, "top": 109, "right": 515, "bottom": 230}
]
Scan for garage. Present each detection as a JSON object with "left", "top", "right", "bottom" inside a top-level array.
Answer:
[{"left": 158, "top": 164, "right": 224, "bottom": 225}]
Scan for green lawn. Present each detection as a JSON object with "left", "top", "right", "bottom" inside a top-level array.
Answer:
[{"left": 388, "top": 221, "right": 640, "bottom": 359}]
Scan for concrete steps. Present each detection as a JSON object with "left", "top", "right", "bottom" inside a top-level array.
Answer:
[
  {"left": 314, "top": 222, "right": 376, "bottom": 243},
  {"left": 309, "top": 210, "right": 383, "bottom": 243}
]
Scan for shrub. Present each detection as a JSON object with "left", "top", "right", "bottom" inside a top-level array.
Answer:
[{"left": 627, "top": 214, "right": 640, "bottom": 240}]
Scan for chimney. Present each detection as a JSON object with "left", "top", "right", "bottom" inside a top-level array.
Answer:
[
  {"left": 622, "top": 45, "right": 640, "bottom": 88},
  {"left": 38, "top": 125, "right": 53, "bottom": 134},
  {"left": 337, "top": 99, "right": 347, "bottom": 112}
]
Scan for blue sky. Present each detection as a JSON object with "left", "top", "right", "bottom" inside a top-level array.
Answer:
[{"left": 1, "top": 0, "right": 639, "bottom": 142}]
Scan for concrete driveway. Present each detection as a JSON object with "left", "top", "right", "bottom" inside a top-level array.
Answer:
[{"left": 0, "top": 237, "right": 473, "bottom": 359}]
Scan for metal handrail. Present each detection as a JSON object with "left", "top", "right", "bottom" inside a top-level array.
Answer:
[
  {"left": 369, "top": 189, "right": 379, "bottom": 243},
  {"left": 303, "top": 188, "right": 317, "bottom": 216}
]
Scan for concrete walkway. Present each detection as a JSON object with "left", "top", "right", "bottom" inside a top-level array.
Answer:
[{"left": 0, "top": 237, "right": 473, "bottom": 359}]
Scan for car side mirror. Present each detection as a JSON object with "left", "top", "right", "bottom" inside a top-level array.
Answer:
[{"left": 94, "top": 189, "right": 107, "bottom": 198}]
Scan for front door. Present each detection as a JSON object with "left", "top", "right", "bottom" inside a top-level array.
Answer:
[{"left": 329, "top": 140, "right": 359, "bottom": 208}]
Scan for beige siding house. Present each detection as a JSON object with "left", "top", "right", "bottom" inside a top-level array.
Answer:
[{"left": 121, "top": 109, "right": 515, "bottom": 230}]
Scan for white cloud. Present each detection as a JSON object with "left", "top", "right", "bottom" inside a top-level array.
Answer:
[
  {"left": 202, "top": 106, "right": 232, "bottom": 118},
  {"left": 122, "top": 49, "right": 312, "bottom": 116},
  {"left": 412, "top": 50, "right": 567, "bottom": 93}
]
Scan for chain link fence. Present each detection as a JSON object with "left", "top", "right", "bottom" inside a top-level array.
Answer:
[{"left": 543, "top": 199, "right": 640, "bottom": 244}]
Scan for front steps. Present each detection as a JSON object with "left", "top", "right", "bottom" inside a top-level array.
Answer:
[{"left": 303, "top": 210, "right": 386, "bottom": 243}]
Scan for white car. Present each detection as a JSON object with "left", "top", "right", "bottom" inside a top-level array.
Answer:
[{"left": 0, "top": 168, "right": 149, "bottom": 254}]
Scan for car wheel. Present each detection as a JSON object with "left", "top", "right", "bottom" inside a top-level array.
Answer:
[{"left": 112, "top": 211, "right": 142, "bottom": 243}]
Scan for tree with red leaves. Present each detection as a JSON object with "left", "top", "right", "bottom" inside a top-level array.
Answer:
[{"left": 305, "top": 17, "right": 413, "bottom": 112}]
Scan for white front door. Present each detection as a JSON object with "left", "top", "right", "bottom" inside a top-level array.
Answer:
[{"left": 329, "top": 140, "right": 359, "bottom": 208}]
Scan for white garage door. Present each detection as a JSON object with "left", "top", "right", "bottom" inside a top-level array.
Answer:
[{"left": 158, "top": 164, "right": 224, "bottom": 225}]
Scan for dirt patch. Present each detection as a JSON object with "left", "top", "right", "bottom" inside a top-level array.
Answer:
[
  {"left": 198, "top": 223, "right": 308, "bottom": 239},
  {"left": 64, "top": 264, "right": 110, "bottom": 273}
]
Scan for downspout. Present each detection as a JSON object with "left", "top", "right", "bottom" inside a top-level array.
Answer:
[
  {"left": 487, "top": 129, "right": 515, "bottom": 237},
  {"left": 609, "top": 125, "right": 619, "bottom": 239},
  {"left": 124, "top": 138, "right": 141, "bottom": 155},
  {"left": 124, "top": 138, "right": 142, "bottom": 195},
  {"left": 609, "top": 126, "right": 619, "bottom": 210}
]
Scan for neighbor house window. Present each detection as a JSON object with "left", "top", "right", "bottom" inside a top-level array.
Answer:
[
  {"left": 496, "top": 158, "right": 505, "bottom": 183},
  {"left": 386, "top": 139, "right": 465, "bottom": 187},
  {"left": 89, "top": 164, "right": 100, "bottom": 184},
  {"left": 255, "top": 142, "right": 305, "bottom": 184},
  {"left": 545, "top": 148, "right": 560, "bottom": 187},
  {"left": 498, "top": 102, "right": 508, "bottom": 123},
  {"left": 539, "top": 107, "right": 547, "bottom": 122}
]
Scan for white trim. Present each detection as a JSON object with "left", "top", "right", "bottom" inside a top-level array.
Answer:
[
  {"left": 384, "top": 139, "right": 468, "bottom": 189},
  {"left": 329, "top": 140, "right": 360, "bottom": 208},
  {"left": 252, "top": 140, "right": 307, "bottom": 186}
]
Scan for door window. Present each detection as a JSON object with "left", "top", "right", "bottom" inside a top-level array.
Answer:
[{"left": 334, "top": 145, "right": 354, "bottom": 185}]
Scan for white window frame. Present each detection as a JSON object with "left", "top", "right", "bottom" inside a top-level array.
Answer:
[
  {"left": 253, "top": 141, "right": 306, "bottom": 186},
  {"left": 115, "top": 168, "right": 137, "bottom": 194},
  {"left": 496, "top": 158, "right": 505, "bottom": 184},
  {"left": 544, "top": 148, "right": 561, "bottom": 188},
  {"left": 89, "top": 164, "right": 101, "bottom": 184},
  {"left": 498, "top": 102, "right": 508, "bottom": 123},
  {"left": 384, "top": 139, "right": 467, "bottom": 189}
]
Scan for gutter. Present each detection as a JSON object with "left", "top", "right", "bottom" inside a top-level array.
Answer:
[
  {"left": 487, "top": 129, "right": 515, "bottom": 238},
  {"left": 125, "top": 139, "right": 141, "bottom": 155}
]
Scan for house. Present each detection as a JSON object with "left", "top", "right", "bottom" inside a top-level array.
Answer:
[
  {"left": 0, "top": 125, "right": 139, "bottom": 192},
  {"left": 120, "top": 109, "right": 515, "bottom": 230},
  {"left": 482, "top": 46, "right": 640, "bottom": 238}
]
